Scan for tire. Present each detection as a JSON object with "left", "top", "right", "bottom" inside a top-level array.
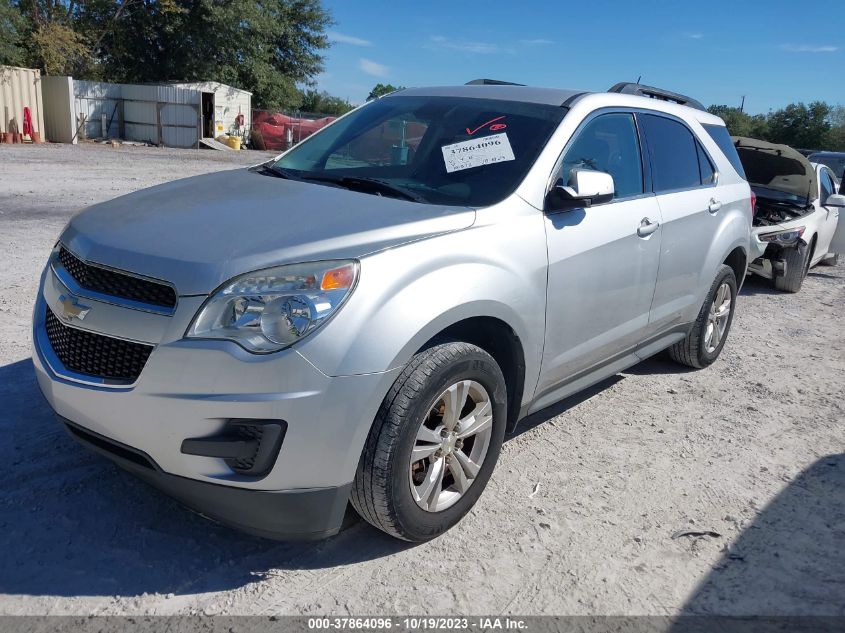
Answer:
[
  {"left": 668, "top": 265, "right": 737, "bottom": 369},
  {"left": 773, "top": 242, "right": 810, "bottom": 292},
  {"left": 351, "top": 342, "right": 507, "bottom": 542},
  {"left": 819, "top": 253, "right": 839, "bottom": 266}
]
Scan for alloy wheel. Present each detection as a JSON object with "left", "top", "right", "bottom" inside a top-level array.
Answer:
[
  {"left": 704, "top": 282, "right": 732, "bottom": 353},
  {"left": 409, "top": 380, "right": 494, "bottom": 512}
]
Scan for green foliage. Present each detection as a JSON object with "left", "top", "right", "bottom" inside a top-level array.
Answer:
[
  {"left": 367, "top": 83, "right": 403, "bottom": 101},
  {"left": 30, "top": 21, "right": 92, "bottom": 75},
  {"left": 80, "top": 0, "right": 333, "bottom": 109},
  {"left": 766, "top": 102, "right": 831, "bottom": 149},
  {"left": 706, "top": 105, "right": 769, "bottom": 139},
  {"left": 0, "top": 0, "right": 27, "bottom": 66},
  {"left": 4, "top": 0, "right": 334, "bottom": 109},
  {"left": 708, "top": 102, "right": 844, "bottom": 151},
  {"left": 828, "top": 106, "right": 845, "bottom": 151},
  {"left": 300, "top": 89, "right": 354, "bottom": 116}
]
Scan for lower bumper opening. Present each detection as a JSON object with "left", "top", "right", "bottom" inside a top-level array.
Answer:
[{"left": 65, "top": 419, "right": 158, "bottom": 471}]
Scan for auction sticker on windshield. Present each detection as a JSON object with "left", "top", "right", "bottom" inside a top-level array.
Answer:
[{"left": 441, "top": 133, "right": 515, "bottom": 173}]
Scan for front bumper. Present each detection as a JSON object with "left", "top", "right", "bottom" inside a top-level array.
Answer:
[
  {"left": 32, "top": 262, "right": 400, "bottom": 538},
  {"left": 61, "top": 417, "right": 351, "bottom": 539}
]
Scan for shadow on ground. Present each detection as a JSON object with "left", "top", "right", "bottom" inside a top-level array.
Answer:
[
  {"left": 678, "top": 454, "right": 845, "bottom": 616},
  {"left": 0, "top": 358, "right": 411, "bottom": 599},
  {"left": 5, "top": 355, "right": 842, "bottom": 612},
  {"left": 739, "top": 275, "right": 782, "bottom": 296}
]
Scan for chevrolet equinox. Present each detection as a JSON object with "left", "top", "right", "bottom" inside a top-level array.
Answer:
[{"left": 33, "top": 81, "right": 752, "bottom": 541}]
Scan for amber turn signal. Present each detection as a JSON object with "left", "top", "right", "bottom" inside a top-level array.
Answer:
[{"left": 321, "top": 264, "right": 356, "bottom": 290}]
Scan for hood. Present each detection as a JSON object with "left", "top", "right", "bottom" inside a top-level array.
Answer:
[
  {"left": 61, "top": 169, "right": 476, "bottom": 295},
  {"left": 732, "top": 136, "right": 817, "bottom": 203}
]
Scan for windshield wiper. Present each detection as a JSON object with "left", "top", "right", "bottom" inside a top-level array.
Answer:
[
  {"left": 301, "top": 175, "right": 427, "bottom": 203},
  {"left": 251, "top": 163, "right": 302, "bottom": 180}
]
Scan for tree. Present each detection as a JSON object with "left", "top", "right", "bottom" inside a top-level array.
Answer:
[
  {"left": 78, "top": 0, "right": 333, "bottom": 109},
  {"left": 0, "top": 0, "right": 359, "bottom": 112},
  {"left": 765, "top": 101, "right": 831, "bottom": 149},
  {"left": 706, "top": 105, "right": 769, "bottom": 139},
  {"left": 299, "top": 89, "right": 353, "bottom": 115},
  {"left": 0, "top": 0, "right": 27, "bottom": 66},
  {"left": 826, "top": 105, "right": 845, "bottom": 151},
  {"left": 367, "top": 83, "right": 403, "bottom": 101},
  {"left": 30, "top": 21, "right": 91, "bottom": 75}
]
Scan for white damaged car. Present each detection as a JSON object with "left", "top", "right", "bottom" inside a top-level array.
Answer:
[{"left": 736, "top": 137, "right": 845, "bottom": 292}]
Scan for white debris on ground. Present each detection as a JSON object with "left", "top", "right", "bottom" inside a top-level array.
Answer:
[{"left": 0, "top": 143, "right": 842, "bottom": 616}]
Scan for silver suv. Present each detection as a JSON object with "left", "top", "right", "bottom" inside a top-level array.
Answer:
[{"left": 33, "top": 81, "right": 752, "bottom": 541}]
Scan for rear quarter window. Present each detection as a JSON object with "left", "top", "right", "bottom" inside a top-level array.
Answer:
[{"left": 703, "top": 123, "right": 747, "bottom": 179}]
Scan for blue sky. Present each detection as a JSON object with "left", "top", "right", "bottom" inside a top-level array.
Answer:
[{"left": 316, "top": 0, "right": 843, "bottom": 113}]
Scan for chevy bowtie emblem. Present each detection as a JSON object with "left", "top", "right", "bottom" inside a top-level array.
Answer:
[{"left": 58, "top": 294, "right": 91, "bottom": 321}]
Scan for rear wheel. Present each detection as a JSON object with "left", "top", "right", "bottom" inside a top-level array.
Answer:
[
  {"left": 668, "top": 265, "right": 737, "bottom": 369},
  {"left": 773, "top": 242, "right": 811, "bottom": 292},
  {"left": 351, "top": 342, "right": 507, "bottom": 542}
]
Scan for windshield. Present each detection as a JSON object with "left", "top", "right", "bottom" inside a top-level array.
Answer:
[
  {"left": 273, "top": 95, "right": 566, "bottom": 206},
  {"left": 751, "top": 185, "right": 811, "bottom": 207},
  {"left": 809, "top": 154, "right": 845, "bottom": 180}
]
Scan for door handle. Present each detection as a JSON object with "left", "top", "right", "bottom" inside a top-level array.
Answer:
[
  {"left": 637, "top": 217, "right": 659, "bottom": 237},
  {"left": 708, "top": 198, "right": 722, "bottom": 213}
]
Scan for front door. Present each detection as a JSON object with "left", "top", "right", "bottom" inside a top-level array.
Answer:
[
  {"left": 816, "top": 167, "right": 840, "bottom": 259},
  {"left": 538, "top": 112, "right": 662, "bottom": 398}
]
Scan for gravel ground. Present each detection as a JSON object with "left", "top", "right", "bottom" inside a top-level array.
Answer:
[{"left": 0, "top": 143, "right": 843, "bottom": 617}]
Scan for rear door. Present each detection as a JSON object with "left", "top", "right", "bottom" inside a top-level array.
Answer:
[{"left": 638, "top": 113, "right": 723, "bottom": 337}]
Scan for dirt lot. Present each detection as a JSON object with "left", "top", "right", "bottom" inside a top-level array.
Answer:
[{"left": 0, "top": 143, "right": 843, "bottom": 616}]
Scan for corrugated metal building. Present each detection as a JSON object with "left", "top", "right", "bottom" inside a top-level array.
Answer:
[
  {"left": 165, "top": 81, "right": 252, "bottom": 138},
  {"left": 0, "top": 65, "right": 45, "bottom": 140},
  {"left": 42, "top": 77, "right": 250, "bottom": 148}
]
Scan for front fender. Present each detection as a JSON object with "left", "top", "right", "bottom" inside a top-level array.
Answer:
[{"left": 296, "top": 199, "right": 548, "bottom": 404}]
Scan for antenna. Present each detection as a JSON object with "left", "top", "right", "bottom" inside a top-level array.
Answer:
[
  {"left": 636, "top": 75, "right": 642, "bottom": 84},
  {"left": 740, "top": 95, "right": 746, "bottom": 112}
]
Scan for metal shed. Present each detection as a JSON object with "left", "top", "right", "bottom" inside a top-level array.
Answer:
[
  {"left": 0, "top": 65, "right": 45, "bottom": 140},
  {"left": 164, "top": 81, "right": 252, "bottom": 139},
  {"left": 42, "top": 77, "right": 249, "bottom": 148}
]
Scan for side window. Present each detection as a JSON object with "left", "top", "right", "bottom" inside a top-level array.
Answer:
[
  {"left": 557, "top": 113, "right": 644, "bottom": 199},
  {"left": 819, "top": 169, "right": 834, "bottom": 204},
  {"left": 640, "top": 114, "right": 701, "bottom": 192},
  {"left": 697, "top": 142, "right": 716, "bottom": 185}
]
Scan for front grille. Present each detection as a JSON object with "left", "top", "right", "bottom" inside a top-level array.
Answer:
[
  {"left": 59, "top": 246, "right": 177, "bottom": 309},
  {"left": 44, "top": 306, "right": 154, "bottom": 382}
]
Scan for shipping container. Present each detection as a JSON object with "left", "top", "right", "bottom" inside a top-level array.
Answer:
[{"left": 0, "top": 65, "right": 45, "bottom": 141}]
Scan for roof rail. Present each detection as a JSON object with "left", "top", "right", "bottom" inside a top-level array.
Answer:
[
  {"left": 465, "top": 78, "right": 525, "bottom": 86},
  {"left": 608, "top": 82, "right": 706, "bottom": 111}
]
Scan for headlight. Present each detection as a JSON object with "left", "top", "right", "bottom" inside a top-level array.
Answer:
[
  {"left": 186, "top": 260, "right": 359, "bottom": 353},
  {"left": 759, "top": 227, "right": 805, "bottom": 244}
]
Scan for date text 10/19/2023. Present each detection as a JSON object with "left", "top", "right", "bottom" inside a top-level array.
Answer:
[{"left": 307, "top": 617, "right": 528, "bottom": 630}]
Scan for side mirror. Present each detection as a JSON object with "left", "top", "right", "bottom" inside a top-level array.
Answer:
[
  {"left": 546, "top": 169, "right": 614, "bottom": 212},
  {"left": 825, "top": 194, "right": 845, "bottom": 208}
]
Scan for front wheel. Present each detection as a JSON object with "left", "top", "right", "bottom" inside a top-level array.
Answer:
[
  {"left": 351, "top": 342, "right": 507, "bottom": 542},
  {"left": 668, "top": 265, "right": 737, "bottom": 369},
  {"left": 773, "top": 242, "right": 810, "bottom": 292}
]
